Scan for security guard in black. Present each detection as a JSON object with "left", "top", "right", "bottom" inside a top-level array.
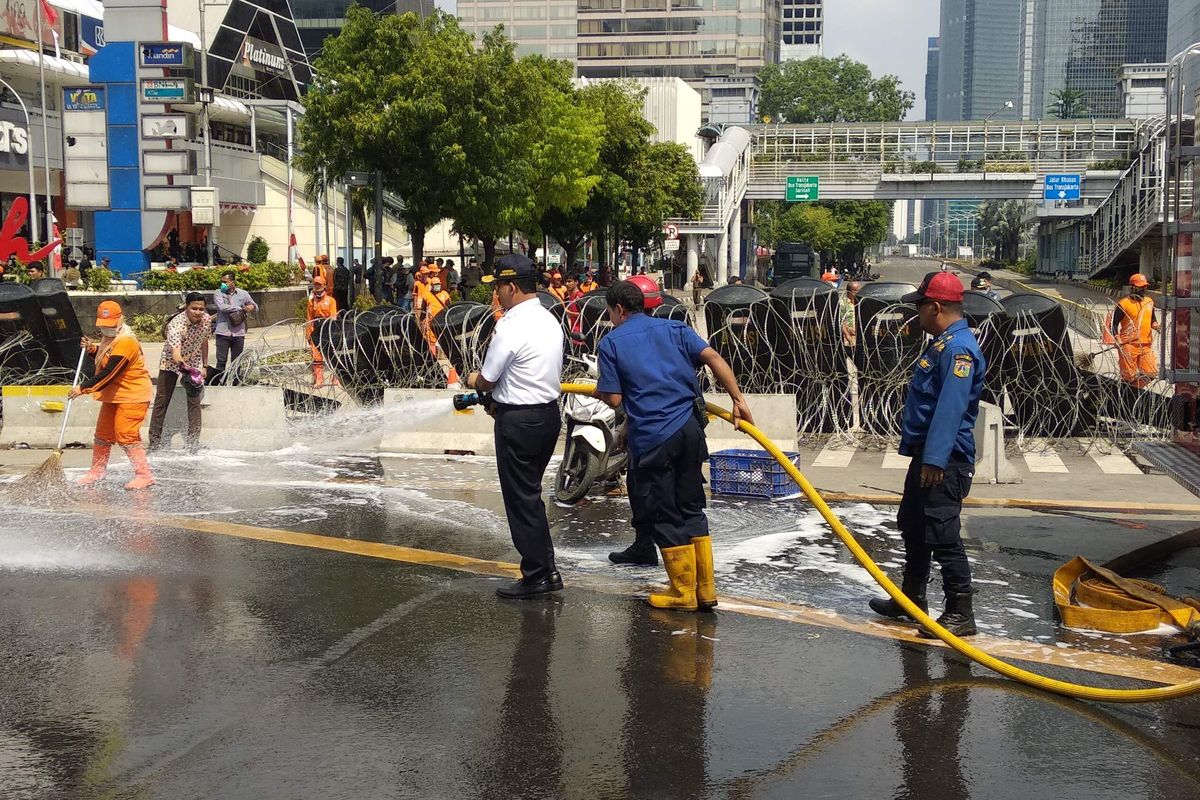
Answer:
[{"left": 869, "top": 272, "right": 985, "bottom": 638}]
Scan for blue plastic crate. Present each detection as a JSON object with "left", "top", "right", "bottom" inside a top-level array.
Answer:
[{"left": 708, "top": 448, "right": 802, "bottom": 499}]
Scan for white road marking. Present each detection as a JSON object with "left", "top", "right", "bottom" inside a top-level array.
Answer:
[
  {"left": 1023, "top": 447, "right": 1069, "bottom": 473},
  {"left": 1088, "top": 450, "right": 1142, "bottom": 475},
  {"left": 881, "top": 452, "right": 911, "bottom": 470},
  {"left": 812, "top": 445, "right": 857, "bottom": 468}
]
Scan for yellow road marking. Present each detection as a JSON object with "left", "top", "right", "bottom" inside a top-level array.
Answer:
[{"left": 129, "top": 511, "right": 1200, "bottom": 687}]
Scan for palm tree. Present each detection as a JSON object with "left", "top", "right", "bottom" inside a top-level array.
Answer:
[
  {"left": 977, "top": 200, "right": 1032, "bottom": 263},
  {"left": 1048, "top": 89, "right": 1089, "bottom": 120}
]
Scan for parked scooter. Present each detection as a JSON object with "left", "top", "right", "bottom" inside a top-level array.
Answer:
[{"left": 555, "top": 354, "right": 627, "bottom": 504}]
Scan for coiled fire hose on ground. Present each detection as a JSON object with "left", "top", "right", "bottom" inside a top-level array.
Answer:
[{"left": 561, "top": 383, "right": 1200, "bottom": 703}]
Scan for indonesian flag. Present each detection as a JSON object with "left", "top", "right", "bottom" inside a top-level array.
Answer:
[
  {"left": 39, "top": 0, "right": 58, "bottom": 26},
  {"left": 50, "top": 221, "right": 61, "bottom": 274},
  {"left": 290, "top": 230, "right": 306, "bottom": 275}
]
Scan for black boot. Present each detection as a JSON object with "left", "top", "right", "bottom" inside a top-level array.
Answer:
[
  {"left": 868, "top": 572, "right": 928, "bottom": 620},
  {"left": 609, "top": 536, "right": 658, "bottom": 566},
  {"left": 918, "top": 590, "right": 977, "bottom": 638}
]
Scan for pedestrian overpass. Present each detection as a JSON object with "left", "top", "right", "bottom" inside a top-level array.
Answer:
[{"left": 670, "top": 118, "right": 1180, "bottom": 284}]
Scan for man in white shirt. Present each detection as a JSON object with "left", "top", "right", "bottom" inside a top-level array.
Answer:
[{"left": 468, "top": 254, "right": 565, "bottom": 599}]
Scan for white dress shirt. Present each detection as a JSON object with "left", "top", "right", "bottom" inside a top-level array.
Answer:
[{"left": 481, "top": 297, "right": 563, "bottom": 405}]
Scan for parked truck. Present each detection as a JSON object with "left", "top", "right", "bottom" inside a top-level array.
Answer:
[{"left": 769, "top": 242, "right": 821, "bottom": 285}]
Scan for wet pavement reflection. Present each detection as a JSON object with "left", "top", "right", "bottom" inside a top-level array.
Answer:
[{"left": 1, "top": 446, "right": 1199, "bottom": 798}]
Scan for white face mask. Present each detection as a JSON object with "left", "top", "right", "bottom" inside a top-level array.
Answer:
[{"left": 99, "top": 326, "right": 119, "bottom": 338}]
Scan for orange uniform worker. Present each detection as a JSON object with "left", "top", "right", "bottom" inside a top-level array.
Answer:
[
  {"left": 1112, "top": 273, "right": 1160, "bottom": 387},
  {"left": 313, "top": 255, "right": 335, "bottom": 309},
  {"left": 306, "top": 276, "right": 339, "bottom": 386},
  {"left": 70, "top": 300, "right": 155, "bottom": 490},
  {"left": 546, "top": 271, "right": 569, "bottom": 303},
  {"left": 415, "top": 272, "right": 451, "bottom": 354},
  {"left": 580, "top": 274, "right": 598, "bottom": 294}
]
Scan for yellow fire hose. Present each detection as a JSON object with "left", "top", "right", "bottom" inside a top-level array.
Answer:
[{"left": 561, "top": 383, "right": 1200, "bottom": 703}]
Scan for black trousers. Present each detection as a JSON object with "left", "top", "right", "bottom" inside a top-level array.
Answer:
[
  {"left": 148, "top": 370, "right": 203, "bottom": 449},
  {"left": 896, "top": 454, "right": 973, "bottom": 595},
  {"left": 628, "top": 416, "right": 709, "bottom": 549},
  {"left": 214, "top": 334, "right": 244, "bottom": 385},
  {"left": 494, "top": 402, "right": 561, "bottom": 580}
]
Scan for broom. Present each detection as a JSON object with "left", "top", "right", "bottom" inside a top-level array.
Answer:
[{"left": 10, "top": 346, "right": 88, "bottom": 491}]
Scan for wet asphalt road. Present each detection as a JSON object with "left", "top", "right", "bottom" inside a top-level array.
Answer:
[{"left": 2, "top": 448, "right": 1200, "bottom": 799}]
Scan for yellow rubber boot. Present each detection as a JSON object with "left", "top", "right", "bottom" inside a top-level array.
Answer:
[
  {"left": 692, "top": 535, "right": 717, "bottom": 610},
  {"left": 648, "top": 545, "right": 698, "bottom": 611}
]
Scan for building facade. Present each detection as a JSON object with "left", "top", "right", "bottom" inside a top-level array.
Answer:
[
  {"left": 1018, "top": 0, "right": 1168, "bottom": 120},
  {"left": 780, "top": 0, "right": 821, "bottom": 62},
  {"left": 936, "top": 0, "right": 1023, "bottom": 121},
  {"left": 1167, "top": 0, "right": 1200, "bottom": 114},
  {"left": 457, "top": 0, "right": 782, "bottom": 108},
  {"left": 291, "top": 0, "right": 436, "bottom": 62},
  {"left": 1118, "top": 61, "right": 1167, "bottom": 118},
  {"left": 924, "top": 36, "right": 939, "bottom": 120}
]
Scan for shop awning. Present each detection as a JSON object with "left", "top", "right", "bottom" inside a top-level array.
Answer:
[{"left": 0, "top": 49, "right": 90, "bottom": 85}]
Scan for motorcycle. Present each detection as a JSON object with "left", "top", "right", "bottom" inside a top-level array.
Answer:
[{"left": 555, "top": 354, "right": 627, "bottom": 505}]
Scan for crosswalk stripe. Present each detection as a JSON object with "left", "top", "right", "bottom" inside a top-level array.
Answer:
[
  {"left": 812, "top": 445, "right": 857, "bottom": 468},
  {"left": 881, "top": 452, "right": 911, "bottom": 470},
  {"left": 1088, "top": 450, "right": 1142, "bottom": 475},
  {"left": 1023, "top": 448, "right": 1069, "bottom": 473}
]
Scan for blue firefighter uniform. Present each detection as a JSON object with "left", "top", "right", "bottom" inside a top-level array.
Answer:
[{"left": 897, "top": 317, "right": 985, "bottom": 600}]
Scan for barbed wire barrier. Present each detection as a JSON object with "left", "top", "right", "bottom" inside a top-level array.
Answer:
[{"left": 0, "top": 285, "right": 1167, "bottom": 454}]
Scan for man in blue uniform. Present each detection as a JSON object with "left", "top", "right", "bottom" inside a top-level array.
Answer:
[
  {"left": 597, "top": 280, "right": 753, "bottom": 611},
  {"left": 869, "top": 272, "right": 985, "bottom": 637}
]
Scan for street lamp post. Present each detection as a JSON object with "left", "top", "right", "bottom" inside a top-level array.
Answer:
[{"left": 0, "top": 78, "right": 38, "bottom": 245}]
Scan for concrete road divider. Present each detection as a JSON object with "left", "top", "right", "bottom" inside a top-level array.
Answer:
[
  {"left": 1, "top": 385, "right": 101, "bottom": 449},
  {"left": 154, "top": 386, "right": 292, "bottom": 452},
  {"left": 704, "top": 393, "right": 797, "bottom": 454},
  {"left": 974, "top": 400, "right": 1021, "bottom": 484},
  {"left": 2, "top": 385, "right": 291, "bottom": 452},
  {"left": 381, "top": 388, "right": 497, "bottom": 455}
]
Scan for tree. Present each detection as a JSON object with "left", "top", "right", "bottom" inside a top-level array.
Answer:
[
  {"left": 776, "top": 204, "right": 840, "bottom": 253},
  {"left": 758, "top": 56, "right": 915, "bottom": 123},
  {"left": 298, "top": 9, "right": 474, "bottom": 265},
  {"left": 977, "top": 200, "right": 1031, "bottom": 262},
  {"left": 620, "top": 141, "right": 704, "bottom": 250},
  {"left": 452, "top": 32, "right": 601, "bottom": 266},
  {"left": 540, "top": 81, "right": 656, "bottom": 270},
  {"left": 1048, "top": 89, "right": 1089, "bottom": 120}
]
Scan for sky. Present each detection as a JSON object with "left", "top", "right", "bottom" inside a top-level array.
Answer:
[{"left": 821, "top": 0, "right": 941, "bottom": 120}]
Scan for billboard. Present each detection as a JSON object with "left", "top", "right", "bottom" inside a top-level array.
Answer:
[{"left": 0, "top": 107, "right": 30, "bottom": 170}]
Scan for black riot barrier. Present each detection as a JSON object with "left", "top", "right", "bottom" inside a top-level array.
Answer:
[
  {"left": 537, "top": 290, "right": 567, "bottom": 321},
  {"left": 434, "top": 301, "right": 497, "bottom": 378},
  {"left": 0, "top": 282, "right": 55, "bottom": 377},
  {"left": 766, "top": 277, "right": 850, "bottom": 433},
  {"left": 998, "top": 293, "right": 1085, "bottom": 436},
  {"left": 30, "top": 278, "right": 83, "bottom": 370},
  {"left": 573, "top": 289, "right": 613, "bottom": 351},
  {"left": 650, "top": 293, "right": 690, "bottom": 322},
  {"left": 312, "top": 314, "right": 375, "bottom": 388},
  {"left": 962, "top": 290, "right": 1007, "bottom": 407},
  {"left": 364, "top": 305, "right": 446, "bottom": 389},
  {"left": 704, "top": 284, "right": 770, "bottom": 388},
  {"left": 855, "top": 282, "right": 922, "bottom": 435}
]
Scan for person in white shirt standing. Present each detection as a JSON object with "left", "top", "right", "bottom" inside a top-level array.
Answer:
[{"left": 468, "top": 254, "right": 565, "bottom": 599}]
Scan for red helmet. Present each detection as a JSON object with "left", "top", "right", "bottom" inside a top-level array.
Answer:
[{"left": 628, "top": 274, "right": 663, "bottom": 310}]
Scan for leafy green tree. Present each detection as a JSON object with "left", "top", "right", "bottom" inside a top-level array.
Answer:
[
  {"left": 1047, "top": 89, "right": 1089, "bottom": 120},
  {"left": 540, "top": 81, "right": 655, "bottom": 270},
  {"left": 452, "top": 33, "right": 601, "bottom": 266},
  {"left": 776, "top": 204, "right": 840, "bottom": 253},
  {"left": 759, "top": 56, "right": 915, "bottom": 123},
  {"left": 298, "top": 9, "right": 473, "bottom": 264},
  {"left": 977, "top": 200, "right": 1031, "bottom": 262},
  {"left": 620, "top": 141, "right": 704, "bottom": 251}
]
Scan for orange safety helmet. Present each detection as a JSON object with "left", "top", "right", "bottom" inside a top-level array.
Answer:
[
  {"left": 628, "top": 274, "right": 663, "bottom": 310},
  {"left": 1129, "top": 273, "right": 1150, "bottom": 288}
]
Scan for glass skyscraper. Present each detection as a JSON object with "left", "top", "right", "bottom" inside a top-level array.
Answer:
[
  {"left": 1167, "top": 0, "right": 1200, "bottom": 113},
  {"left": 936, "top": 0, "right": 1023, "bottom": 121},
  {"left": 1020, "top": 0, "right": 1168, "bottom": 119},
  {"left": 291, "top": 0, "right": 435, "bottom": 61}
]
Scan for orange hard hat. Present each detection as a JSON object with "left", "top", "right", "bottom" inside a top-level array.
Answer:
[
  {"left": 312, "top": 276, "right": 326, "bottom": 286},
  {"left": 628, "top": 274, "right": 663, "bottom": 310},
  {"left": 96, "top": 300, "right": 123, "bottom": 327},
  {"left": 1129, "top": 273, "right": 1150, "bottom": 288}
]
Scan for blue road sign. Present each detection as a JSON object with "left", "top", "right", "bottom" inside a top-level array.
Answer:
[{"left": 1044, "top": 173, "right": 1082, "bottom": 200}]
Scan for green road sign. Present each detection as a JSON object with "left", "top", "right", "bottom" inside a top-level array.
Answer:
[{"left": 786, "top": 175, "right": 819, "bottom": 202}]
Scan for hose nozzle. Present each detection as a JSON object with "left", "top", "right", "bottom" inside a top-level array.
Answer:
[{"left": 453, "top": 391, "right": 484, "bottom": 411}]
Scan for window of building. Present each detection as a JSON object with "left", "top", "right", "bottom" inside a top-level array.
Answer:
[
  {"left": 549, "top": 43, "right": 576, "bottom": 58},
  {"left": 549, "top": 23, "right": 575, "bottom": 37},
  {"left": 477, "top": 6, "right": 510, "bottom": 20},
  {"left": 513, "top": 5, "right": 547, "bottom": 18},
  {"left": 548, "top": 4, "right": 575, "bottom": 17},
  {"left": 627, "top": 17, "right": 668, "bottom": 33},
  {"left": 517, "top": 42, "right": 547, "bottom": 55},
  {"left": 515, "top": 24, "right": 547, "bottom": 37}
]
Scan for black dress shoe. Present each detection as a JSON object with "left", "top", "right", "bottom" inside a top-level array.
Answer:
[
  {"left": 608, "top": 543, "right": 658, "bottom": 566},
  {"left": 496, "top": 571, "right": 564, "bottom": 599}
]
